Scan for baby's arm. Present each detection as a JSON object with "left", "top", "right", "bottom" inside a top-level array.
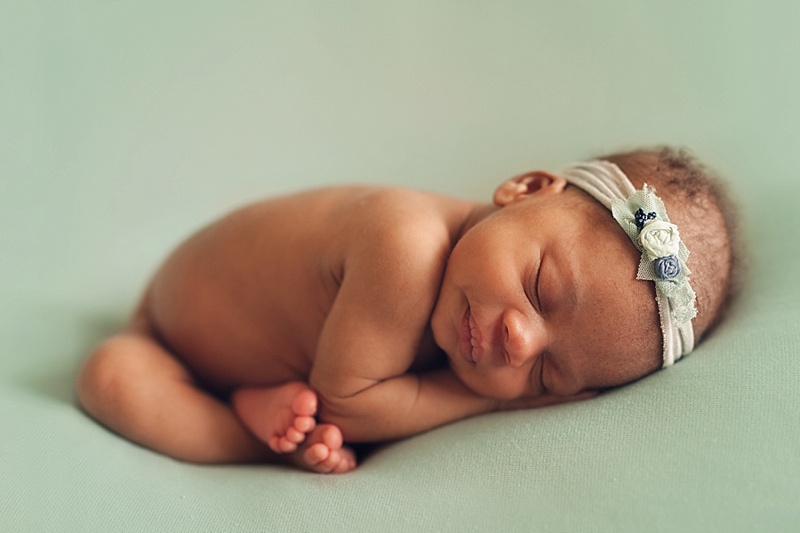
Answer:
[
  {"left": 314, "top": 366, "right": 495, "bottom": 443},
  {"left": 308, "top": 217, "right": 585, "bottom": 443},
  {"left": 313, "top": 365, "right": 588, "bottom": 443}
]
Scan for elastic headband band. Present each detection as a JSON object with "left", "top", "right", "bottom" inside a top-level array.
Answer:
[{"left": 559, "top": 160, "right": 697, "bottom": 367}]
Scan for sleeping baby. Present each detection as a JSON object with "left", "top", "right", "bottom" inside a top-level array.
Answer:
[{"left": 77, "top": 147, "right": 740, "bottom": 473}]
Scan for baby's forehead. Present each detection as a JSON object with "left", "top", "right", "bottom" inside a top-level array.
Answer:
[
  {"left": 562, "top": 185, "right": 619, "bottom": 222},
  {"left": 548, "top": 190, "right": 663, "bottom": 376},
  {"left": 542, "top": 187, "right": 631, "bottom": 246}
]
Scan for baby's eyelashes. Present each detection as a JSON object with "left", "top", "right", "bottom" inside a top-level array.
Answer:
[
  {"left": 539, "top": 353, "right": 551, "bottom": 394},
  {"left": 525, "top": 268, "right": 542, "bottom": 312}
]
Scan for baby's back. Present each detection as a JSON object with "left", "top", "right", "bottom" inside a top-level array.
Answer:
[
  {"left": 141, "top": 186, "right": 463, "bottom": 394},
  {"left": 144, "top": 187, "right": 374, "bottom": 392}
]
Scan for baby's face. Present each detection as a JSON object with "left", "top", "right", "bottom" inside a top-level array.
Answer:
[{"left": 431, "top": 185, "right": 662, "bottom": 400}]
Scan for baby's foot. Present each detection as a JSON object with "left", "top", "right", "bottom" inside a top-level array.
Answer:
[
  {"left": 232, "top": 382, "right": 318, "bottom": 454},
  {"left": 291, "top": 424, "right": 357, "bottom": 474}
]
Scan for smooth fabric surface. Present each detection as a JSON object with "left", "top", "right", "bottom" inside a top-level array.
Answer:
[{"left": 2, "top": 2, "right": 799, "bottom": 531}]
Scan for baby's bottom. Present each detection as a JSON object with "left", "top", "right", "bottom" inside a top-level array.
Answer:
[{"left": 76, "top": 312, "right": 355, "bottom": 473}]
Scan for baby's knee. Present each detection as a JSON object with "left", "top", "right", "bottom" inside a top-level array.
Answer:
[{"left": 77, "top": 336, "right": 147, "bottom": 421}]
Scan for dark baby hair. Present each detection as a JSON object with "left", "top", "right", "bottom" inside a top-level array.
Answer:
[{"left": 597, "top": 146, "right": 744, "bottom": 341}]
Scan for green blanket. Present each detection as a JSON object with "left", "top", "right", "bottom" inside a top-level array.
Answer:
[{"left": 2, "top": 2, "right": 798, "bottom": 531}]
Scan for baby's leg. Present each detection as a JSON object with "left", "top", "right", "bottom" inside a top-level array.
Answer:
[
  {"left": 78, "top": 320, "right": 356, "bottom": 472},
  {"left": 232, "top": 383, "right": 318, "bottom": 453},
  {"left": 77, "top": 322, "right": 278, "bottom": 464}
]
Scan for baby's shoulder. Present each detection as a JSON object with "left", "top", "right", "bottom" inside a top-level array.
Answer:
[
  {"left": 330, "top": 187, "right": 467, "bottom": 292},
  {"left": 329, "top": 187, "right": 467, "bottom": 331},
  {"left": 339, "top": 187, "right": 461, "bottom": 258}
]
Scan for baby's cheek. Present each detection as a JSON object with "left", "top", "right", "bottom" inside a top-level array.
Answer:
[{"left": 541, "top": 367, "right": 579, "bottom": 397}]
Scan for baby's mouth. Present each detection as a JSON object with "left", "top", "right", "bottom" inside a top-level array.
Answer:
[
  {"left": 460, "top": 306, "right": 484, "bottom": 364},
  {"left": 459, "top": 306, "right": 475, "bottom": 364}
]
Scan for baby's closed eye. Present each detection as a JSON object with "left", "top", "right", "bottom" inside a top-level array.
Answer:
[{"left": 524, "top": 259, "right": 544, "bottom": 312}]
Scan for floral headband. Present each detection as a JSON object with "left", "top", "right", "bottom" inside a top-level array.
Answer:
[{"left": 559, "top": 160, "right": 697, "bottom": 367}]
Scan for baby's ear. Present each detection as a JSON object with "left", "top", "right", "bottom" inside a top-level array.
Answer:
[{"left": 493, "top": 171, "right": 567, "bottom": 207}]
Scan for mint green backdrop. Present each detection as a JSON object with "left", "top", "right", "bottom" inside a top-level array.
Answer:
[{"left": 2, "top": 2, "right": 798, "bottom": 531}]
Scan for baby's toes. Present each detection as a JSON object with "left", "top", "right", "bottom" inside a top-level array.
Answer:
[
  {"left": 267, "top": 436, "right": 282, "bottom": 453},
  {"left": 285, "top": 426, "right": 306, "bottom": 444},
  {"left": 293, "top": 424, "right": 355, "bottom": 473},
  {"left": 302, "top": 444, "right": 356, "bottom": 474},
  {"left": 303, "top": 443, "right": 332, "bottom": 469},
  {"left": 291, "top": 389, "right": 318, "bottom": 417},
  {"left": 304, "top": 446, "right": 348, "bottom": 474},
  {"left": 329, "top": 449, "right": 357, "bottom": 474},
  {"left": 316, "top": 449, "right": 345, "bottom": 474},
  {"left": 318, "top": 424, "right": 343, "bottom": 450},
  {"left": 268, "top": 420, "right": 315, "bottom": 454},
  {"left": 277, "top": 436, "right": 298, "bottom": 453},
  {"left": 293, "top": 415, "right": 316, "bottom": 434}
]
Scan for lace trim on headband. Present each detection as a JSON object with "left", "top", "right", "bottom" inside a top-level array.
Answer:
[
  {"left": 611, "top": 185, "right": 697, "bottom": 326},
  {"left": 559, "top": 160, "right": 697, "bottom": 367}
]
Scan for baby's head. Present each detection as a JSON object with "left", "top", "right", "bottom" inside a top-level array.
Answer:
[
  {"left": 432, "top": 146, "right": 741, "bottom": 400},
  {"left": 590, "top": 147, "right": 740, "bottom": 345}
]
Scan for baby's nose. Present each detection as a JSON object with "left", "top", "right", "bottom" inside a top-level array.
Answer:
[{"left": 502, "top": 308, "right": 546, "bottom": 368}]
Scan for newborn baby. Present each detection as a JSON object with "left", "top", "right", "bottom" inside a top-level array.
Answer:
[{"left": 77, "top": 147, "right": 739, "bottom": 473}]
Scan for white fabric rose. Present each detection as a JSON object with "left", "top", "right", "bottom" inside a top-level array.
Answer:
[{"left": 639, "top": 220, "right": 680, "bottom": 260}]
